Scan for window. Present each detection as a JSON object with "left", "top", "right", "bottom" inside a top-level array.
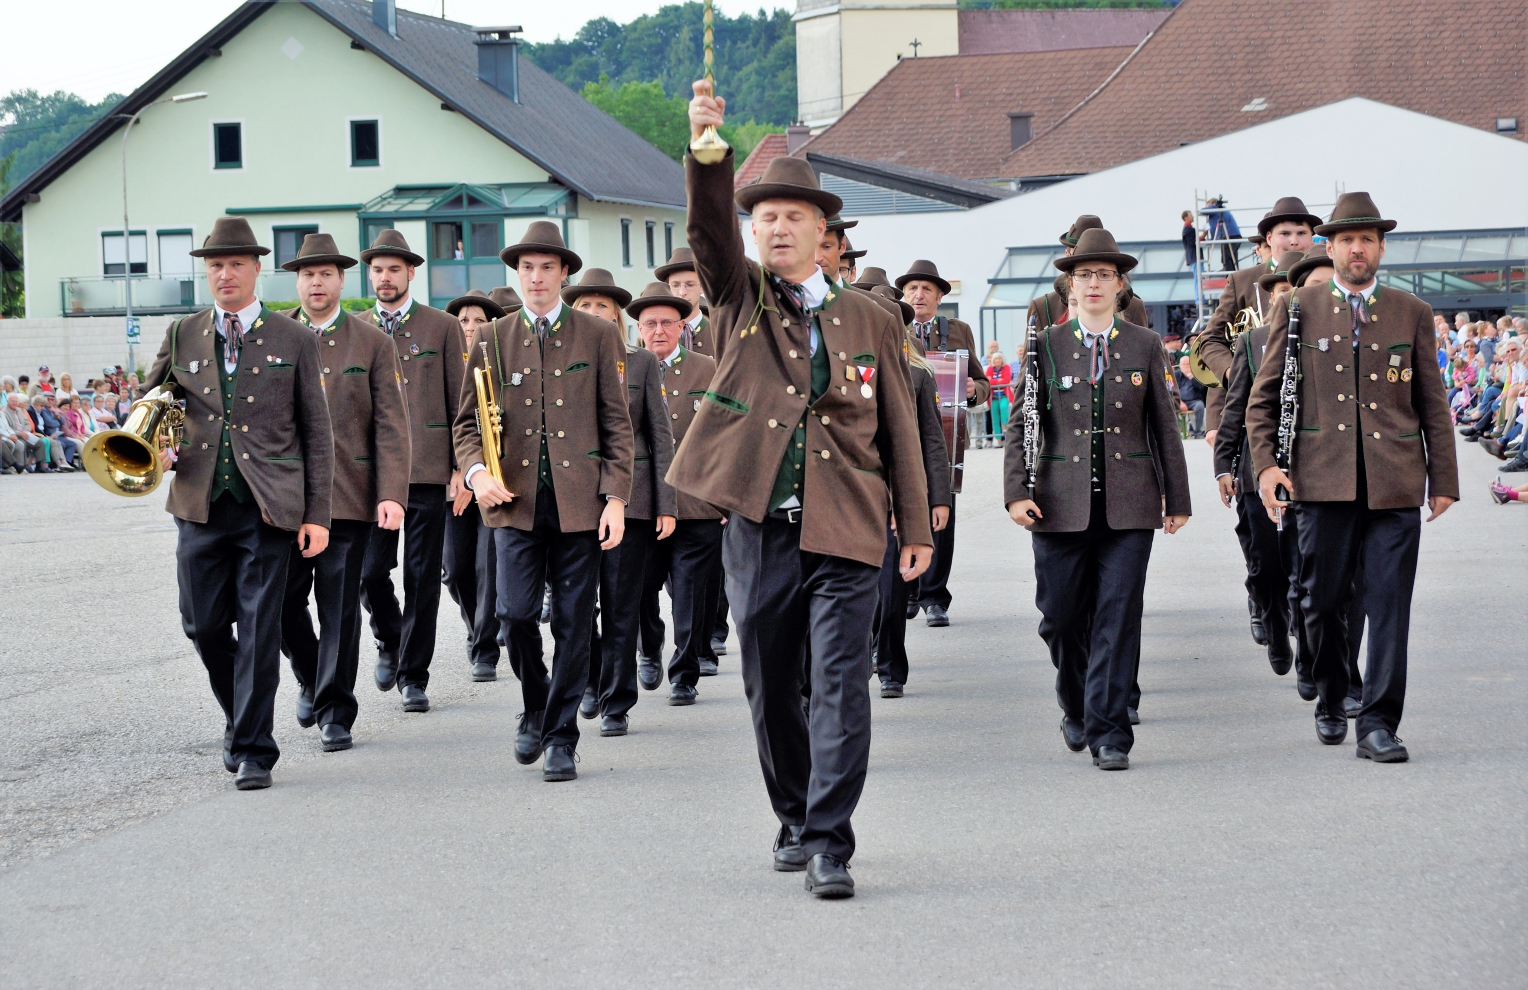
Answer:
[
  {"left": 350, "top": 119, "right": 380, "bottom": 166},
  {"left": 644, "top": 221, "right": 656, "bottom": 269},
  {"left": 664, "top": 222, "right": 674, "bottom": 263},
  {"left": 274, "top": 226, "right": 319, "bottom": 269},
  {"left": 213, "top": 122, "right": 242, "bottom": 169},
  {"left": 620, "top": 218, "right": 631, "bottom": 268},
  {"left": 428, "top": 219, "right": 502, "bottom": 307},
  {"left": 158, "top": 230, "right": 194, "bottom": 275},
  {"left": 102, "top": 231, "right": 147, "bottom": 276}
]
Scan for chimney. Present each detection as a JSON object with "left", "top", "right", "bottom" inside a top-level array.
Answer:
[
  {"left": 786, "top": 124, "right": 812, "bottom": 156},
  {"left": 1007, "top": 112, "right": 1034, "bottom": 151},
  {"left": 372, "top": 0, "right": 397, "bottom": 38},
  {"left": 474, "top": 26, "right": 523, "bottom": 103}
]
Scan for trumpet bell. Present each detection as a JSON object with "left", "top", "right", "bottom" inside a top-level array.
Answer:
[
  {"left": 1187, "top": 334, "right": 1227, "bottom": 388},
  {"left": 82, "top": 429, "right": 163, "bottom": 496}
]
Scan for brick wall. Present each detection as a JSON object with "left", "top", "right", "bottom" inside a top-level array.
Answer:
[{"left": 0, "top": 316, "right": 175, "bottom": 385}]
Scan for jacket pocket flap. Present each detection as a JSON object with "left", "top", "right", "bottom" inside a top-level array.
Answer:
[
  {"left": 1387, "top": 342, "right": 1413, "bottom": 352},
  {"left": 342, "top": 366, "right": 368, "bottom": 375},
  {"left": 704, "top": 390, "right": 748, "bottom": 414},
  {"left": 566, "top": 361, "right": 591, "bottom": 373},
  {"left": 425, "top": 421, "right": 450, "bottom": 429},
  {"left": 852, "top": 353, "right": 876, "bottom": 364},
  {"left": 265, "top": 455, "right": 302, "bottom": 462}
]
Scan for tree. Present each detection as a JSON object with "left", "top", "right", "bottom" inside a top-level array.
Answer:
[
  {"left": 583, "top": 76, "right": 783, "bottom": 167},
  {"left": 0, "top": 152, "right": 23, "bottom": 317},
  {"left": 0, "top": 89, "right": 124, "bottom": 187}
]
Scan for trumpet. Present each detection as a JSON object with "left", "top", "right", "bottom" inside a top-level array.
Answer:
[
  {"left": 81, "top": 384, "right": 184, "bottom": 497},
  {"left": 474, "top": 340, "right": 505, "bottom": 485}
]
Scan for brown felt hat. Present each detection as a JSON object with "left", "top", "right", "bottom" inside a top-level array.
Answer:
[
  {"left": 279, "top": 232, "right": 356, "bottom": 272},
  {"left": 654, "top": 246, "right": 696, "bottom": 282},
  {"left": 841, "top": 235, "right": 867, "bottom": 262},
  {"left": 1258, "top": 196, "right": 1324, "bottom": 236},
  {"left": 1314, "top": 191, "right": 1396, "bottom": 237},
  {"left": 561, "top": 267, "right": 632, "bottom": 309},
  {"left": 1258, "top": 251, "right": 1305, "bottom": 292},
  {"left": 445, "top": 288, "right": 506, "bottom": 320},
  {"left": 500, "top": 219, "right": 583, "bottom": 275},
  {"left": 189, "top": 217, "right": 270, "bottom": 258},
  {"left": 872, "top": 283, "right": 914, "bottom": 325},
  {"left": 895, "top": 259, "right": 951, "bottom": 295},
  {"left": 1248, "top": 229, "right": 1267, "bottom": 247},
  {"left": 826, "top": 214, "right": 858, "bottom": 232},
  {"left": 1054, "top": 227, "right": 1137, "bottom": 274},
  {"left": 625, "top": 281, "right": 694, "bottom": 321},
  {"left": 1288, "top": 245, "right": 1334, "bottom": 288},
  {"left": 359, "top": 228, "right": 424, "bottom": 267},
  {"left": 734, "top": 156, "right": 842, "bottom": 217},
  {"left": 489, "top": 286, "right": 523, "bottom": 312},
  {"left": 853, "top": 266, "right": 898, "bottom": 297},
  {"left": 1060, "top": 214, "right": 1102, "bottom": 248}
]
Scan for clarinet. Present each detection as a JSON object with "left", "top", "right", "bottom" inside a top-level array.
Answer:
[
  {"left": 1021, "top": 314, "right": 1041, "bottom": 500},
  {"left": 1273, "top": 296, "right": 1301, "bottom": 530}
]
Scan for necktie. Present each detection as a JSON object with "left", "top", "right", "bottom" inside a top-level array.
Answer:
[
  {"left": 1348, "top": 293, "right": 1367, "bottom": 349},
  {"left": 914, "top": 320, "right": 934, "bottom": 343},
  {"left": 774, "top": 277, "right": 807, "bottom": 320},
  {"left": 1082, "top": 330, "right": 1109, "bottom": 384},
  {"left": 680, "top": 318, "right": 695, "bottom": 352},
  {"left": 380, "top": 309, "right": 401, "bottom": 336},
  {"left": 535, "top": 316, "right": 549, "bottom": 340},
  {"left": 225, "top": 312, "right": 243, "bottom": 370}
]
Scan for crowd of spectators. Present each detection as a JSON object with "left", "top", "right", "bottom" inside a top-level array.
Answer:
[
  {"left": 0, "top": 365, "right": 140, "bottom": 475},
  {"left": 1436, "top": 313, "right": 1528, "bottom": 502}
]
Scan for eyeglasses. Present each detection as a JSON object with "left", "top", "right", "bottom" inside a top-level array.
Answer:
[
  {"left": 640, "top": 318, "right": 681, "bottom": 332},
  {"left": 1072, "top": 269, "right": 1120, "bottom": 283}
]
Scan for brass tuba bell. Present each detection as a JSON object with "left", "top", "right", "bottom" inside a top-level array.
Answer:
[{"left": 81, "top": 385, "right": 185, "bottom": 497}]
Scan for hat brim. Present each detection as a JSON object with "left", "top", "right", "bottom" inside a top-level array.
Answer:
[
  {"left": 735, "top": 182, "right": 842, "bottom": 219},
  {"left": 1257, "top": 271, "right": 1290, "bottom": 292},
  {"left": 894, "top": 272, "right": 951, "bottom": 295},
  {"left": 1257, "top": 212, "right": 1324, "bottom": 236},
  {"left": 1054, "top": 250, "right": 1138, "bottom": 275},
  {"left": 854, "top": 279, "right": 899, "bottom": 298},
  {"left": 189, "top": 243, "right": 271, "bottom": 258},
  {"left": 500, "top": 244, "right": 583, "bottom": 277},
  {"left": 562, "top": 282, "right": 633, "bottom": 309},
  {"left": 359, "top": 247, "right": 425, "bottom": 267},
  {"left": 827, "top": 218, "right": 859, "bottom": 231},
  {"left": 1313, "top": 218, "right": 1397, "bottom": 237},
  {"left": 280, "top": 253, "right": 357, "bottom": 273},
  {"left": 1288, "top": 256, "right": 1332, "bottom": 288},
  {"left": 843, "top": 249, "right": 867, "bottom": 261},
  {"left": 625, "top": 293, "right": 693, "bottom": 321},
  {"left": 653, "top": 259, "right": 696, "bottom": 282},
  {"left": 445, "top": 294, "right": 507, "bottom": 319}
]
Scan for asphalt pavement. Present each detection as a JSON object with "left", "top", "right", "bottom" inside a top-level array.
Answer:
[{"left": 1, "top": 441, "right": 1523, "bottom": 988}]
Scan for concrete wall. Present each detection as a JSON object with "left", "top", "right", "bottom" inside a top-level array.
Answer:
[
  {"left": 795, "top": 1, "right": 958, "bottom": 127},
  {"left": 0, "top": 315, "right": 176, "bottom": 383}
]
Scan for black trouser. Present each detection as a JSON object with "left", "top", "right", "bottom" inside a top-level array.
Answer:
[
  {"left": 176, "top": 495, "right": 292, "bottom": 771},
  {"left": 1238, "top": 493, "right": 1292, "bottom": 648},
  {"left": 1032, "top": 505, "right": 1154, "bottom": 755},
  {"left": 588, "top": 521, "right": 654, "bottom": 717},
  {"left": 713, "top": 578, "right": 731, "bottom": 646},
  {"left": 361, "top": 483, "right": 448, "bottom": 690},
  {"left": 638, "top": 545, "right": 666, "bottom": 662},
  {"left": 651, "top": 519, "right": 724, "bottom": 688},
  {"left": 917, "top": 493, "right": 955, "bottom": 610},
  {"left": 725, "top": 512, "right": 880, "bottom": 863},
  {"left": 1293, "top": 500, "right": 1416, "bottom": 737},
  {"left": 443, "top": 506, "right": 500, "bottom": 670},
  {"left": 280, "top": 519, "right": 371, "bottom": 729},
  {"left": 1275, "top": 504, "right": 1361, "bottom": 695},
  {"left": 495, "top": 488, "right": 599, "bottom": 748},
  {"left": 871, "top": 519, "right": 911, "bottom": 685}
]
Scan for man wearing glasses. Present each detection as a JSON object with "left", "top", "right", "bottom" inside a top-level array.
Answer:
[{"left": 1004, "top": 227, "right": 1191, "bottom": 772}]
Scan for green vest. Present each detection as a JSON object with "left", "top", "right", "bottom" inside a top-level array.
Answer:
[
  {"left": 1067, "top": 317, "right": 1120, "bottom": 495},
  {"left": 768, "top": 285, "right": 840, "bottom": 512},
  {"left": 521, "top": 307, "right": 567, "bottom": 492},
  {"left": 208, "top": 320, "right": 255, "bottom": 505}
]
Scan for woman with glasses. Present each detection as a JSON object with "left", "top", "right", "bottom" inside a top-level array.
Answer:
[{"left": 1002, "top": 227, "right": 1192, "bottom": 771}]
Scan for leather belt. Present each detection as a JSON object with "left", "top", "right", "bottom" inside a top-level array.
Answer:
[{"left": 768, "top": 507, "right": 802, "bottom": 524}]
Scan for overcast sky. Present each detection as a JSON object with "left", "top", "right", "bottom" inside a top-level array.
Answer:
[{"left": 1, "top": 1, "right": 761, "bottom": 104}]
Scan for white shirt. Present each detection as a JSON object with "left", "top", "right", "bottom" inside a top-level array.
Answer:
[
  {"left": 521, "top": 299, "right": 563, "bottom": 326},
  {"left": 1332, "top": 274, "right": 1377, "bottom": 303},
  {"left": 659, "top": 347, "right": 681, "bottom": 367},
  {"left": 375, "top": 293, "right": 413, "bottom": 323},
  {"left": 214, "top": 297, "right": 263, "bottom": 374},
  {"left": 303, "top": 307, "right": 342, "bottom": 332},
  {"left": 775, "top": 270, "right": 832, "bottom": 511}
]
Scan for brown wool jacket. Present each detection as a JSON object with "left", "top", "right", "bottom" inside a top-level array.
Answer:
[
  {"left": 366, "top": 299, "right": 465, "bottom": 486},
  {"left": 1245, "top": 285, "right": 1458, "bottom": 508},
  {"left": 1198, "top": 261, "right": 1273, "bottom": 383},
  {"left": 1002, "top": 318, "right": 1191, "bottom": 532},
  {"left": 144, "top": 306, "right": 333, "bottom": 531},
  {"left": 1212, "top": 323, "right": 1272, "bottom": 495},
  {"left": 623, "top": 345, "right": 677, "bottom": 521},
  {"left": 281, "top": 309, "right": 411, "bottom": 522},
  {"left": 685, "top": 313, "right": 716, "bottom": 360},
  {"left": 657, "top": 346, "right": 721, "bottom": 520},
  {"left": 453, "top": 305, "right": 634, "bottom": 532},
  {"left": 667, "top": 151, "right": 932, "bottom": 568}
]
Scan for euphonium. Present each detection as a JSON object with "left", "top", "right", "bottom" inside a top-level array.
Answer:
[
  {"left": 81, "top": 385, "right": 184, "bottom": 497},
  {"left": 474, "top": 340, "right": 505, "bottom": 485}
]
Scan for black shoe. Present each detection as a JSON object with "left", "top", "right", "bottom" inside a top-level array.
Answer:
[
  {"left": 1480, "top": 437, "right": 1507, "bottom": 459},
  {"left": 375, "top": 644, "right": 399, "bottom": 692},
  {"left": 1356, "top": 728, "right": 1408, "bottom": 763},
  {"left": 295, "top": 684, "right": 316, "bottom": 728},
  {"left": 710, "top": 639, "right": 728, "bottom": 656},
  {"left": 515, "top": 711, "right": 545, "bottom": 765},
  {"left": 668, "top": 683, "right": 698, "bottom": 706},
  {"left": 222, "top": 725, "right": 237, "bottom": 773},
  {"left": 879, "top": 678, "right": 904, "bottom": 698},
  {"left": 1296, "top": 667, "right": 1318, "bottom": 701},
  {"left": 1502, "top": 455, "right": 1528, "bottom": 473},
  {"left": 637, "top": 656, "right": 662, "bottom": 691},
  {"left": 697, "top": 658, "right": 719, "bottom": 677},
  {"left": 804, "top": 853, "right": 854, "bottom": 898},
  {"left": 579, "top": 686, "right": 599, "bottom": 720},
  {"left": 543, "top": 744, "right": 578, "bottom": 782},
  {"left": 1267, "top": 639, "right": 1293, "bottom": 676},
  {"left": 1127, "top": 706, "right": 1140, "bottom": 725},
  {"left": 905, "top": 601, "right": 921, "bottom": 620},
  {"left": 1249, "top": 597, "right": 1268, "bottom": 646},
  {"left": 600, "top": 714, "right": 628, "bottom": 737},
  {"left": 320, "top": 723, "right": 353, "bottom": 752},
  {"left": 1315, "top": 707, "right": 1348, "bottom": 745},
  {"left": 773, "top": 825, "right": 807, "bottom": 872},
  {"left": 234, "top": 762, "right": 271, "bottom": 790},
  {"left": 924, "top": 603, "right": 949, "bottom": 627},
  {"left": 1343, "top": 696, "right": 1362, "bottom": 719},
  {"left": 1093, "top": 746, "right": 1129, "bottom": 770},
  {"left": 471, "top": 661, "right": 497, "bottom": 682},
  {"left": 401, "top": 684, "right": 430, "bottom": 712},
  {"left": 1060, "top": 715, "right": 1086, "bottom": 752}
]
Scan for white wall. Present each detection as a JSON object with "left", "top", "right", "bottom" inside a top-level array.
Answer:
[{"left": 0, "top": 315, "right": 177, "bottom": 383}]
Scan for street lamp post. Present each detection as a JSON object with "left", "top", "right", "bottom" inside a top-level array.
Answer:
[{"left": 118, "top": 90, "right": 206, "bottom": 375}]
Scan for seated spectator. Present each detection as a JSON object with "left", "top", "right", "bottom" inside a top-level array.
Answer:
[
  {"left": 13, "top": 394, "right": 66, "bottom": 472},
  {"left": 90, "top": 393, "right": 118, "bottom": 429},
  {"left": 27, "top": 366, "right": 56, "bottom": 398},
  {"left": 0, "top": 397, "right": 24, "bottom": 473},
  {"left": 31, "top": 393, "right": 79, "bottom": 468},
  {"left": 55, "top": 372, "right": 77, "bottom": 401},
  {"left": 62, "top": 395, "right": 95, "bottom": 450},
  {"left": 1174, "top": 355, "right": 1207, "bottom": 438},
  {"left": 114, "top": 388, "right": 135, "bottom": 423},
  {"left": 987, "top": 352, "right": 1013, "bottom": 448}
]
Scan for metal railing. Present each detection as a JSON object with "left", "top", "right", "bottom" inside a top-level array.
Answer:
[{"left": 58, "top": 271, "right": 299, "bottom": 315}]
